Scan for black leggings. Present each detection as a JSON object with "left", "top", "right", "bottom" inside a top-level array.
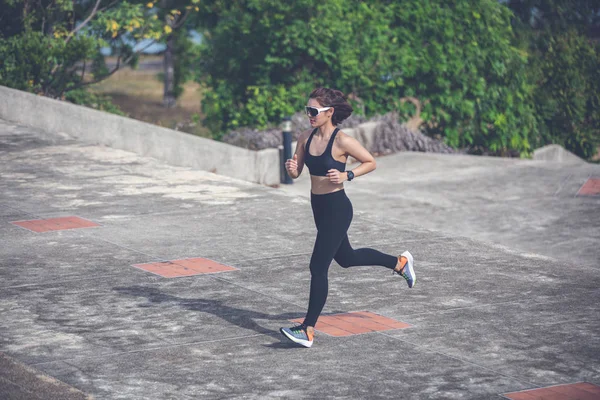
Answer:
[{"left": 303, "top": 190, "right": 398, "bottom": 327}]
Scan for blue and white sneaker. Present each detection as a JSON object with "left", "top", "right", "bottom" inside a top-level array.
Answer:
[
  {"left": 280, "top": 324, "right": 314, "bottom": 348},
  {"left": 394, "top": 250, "right": 416, "bottom": 288}
]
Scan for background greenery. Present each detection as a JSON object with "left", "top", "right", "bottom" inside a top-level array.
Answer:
[{"left": 0, "top": 0, "right": 598, "bottom": 159}]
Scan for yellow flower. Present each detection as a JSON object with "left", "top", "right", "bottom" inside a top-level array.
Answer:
[
  {"left": 164, "top": 25, "right": 173, "bottom": 34},
  {"left": 111, "top": 21, "right": 119, "bottom": 31},
  {"left": 146, "top": 2, "right": 153, "bottom": 8},
  {"left": 195, "top": 7, "right": 199, "bottom": 11}
]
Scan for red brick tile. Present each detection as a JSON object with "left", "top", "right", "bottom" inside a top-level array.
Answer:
[
  {"left": 336, "top": 313, "right": 396, "bottom": 331},
  {"left": 503, "top": 392, "right": 541, "bottom": 400},
  {"left": 574, "top": 383, "right": 600, "bottom": 395},
  {"left": 319, "top": 315, "right": 375, "bottom": 334},
  {"left": 173, "top": 258, "right": 237, "bottom": 274},
  {"left": 11, "top": 220, "right": 48, "bottom": 232},
  {"left": 132, "top": 258, "right": 236, "bottom": 278},
  {"left": 578, "top": 178, "right": 600, "bottom": 196},
  {"left": 289, "top": 317, "right": 355, "bottom": 337},
  {"left": 290, "top": 311, "right": 411, "bottom": 337},
  {"left": 53, "top": 220, "right": 82, "bottom": 230},
  {"left": 154, "top": 269, "right": 186, "bottom": 278},
  {"left": 10, "top": 216, "right": 99, "bottom": 233},
  {"left": 132, "top": 262, "right": 183, "bottom": 278},
  {"left": 315, "top": 325, "right": 354, "bottom": 337},
  {"left": 351, "top": 311, "right": 412, "bottom": 329},
  {"left": 57, "top": 216, "right": 98, "bottom": 229},
  {"left": 548, "top": 384, "right": 600, "bottom": 400},
  {"left": 504, "top": 383, "right": 600, "bottom": 400},
  {"left": 163, "top": 264, "right": 203, "bottom": 277}
]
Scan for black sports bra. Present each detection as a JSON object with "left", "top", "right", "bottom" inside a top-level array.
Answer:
[{"left": 304, "top": 128, "right": 346, "bottom": 177}]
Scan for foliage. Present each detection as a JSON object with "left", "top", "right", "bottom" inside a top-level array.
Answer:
[
  {"left": 380, "top": 1, "right": 536, "bottom": 155},
  {"left": 0, "top": 31, "right": 94, "bottom": 97},
  {"left": 507, "top": 0, "right": 600, "bottom": 37},
  {"left": 64, "top": 88, "right": 125, "bottom": 115},
  {"left": 507, "top": 0, "right": 600, "bottom": 159},
  {"left": 169, "top": 28, "right": 197, "bottom": 100},
  {"left": 0, "top": 0, "right": 199, "bottom": 100},
  {"left": 527, "top": 31, "right": 600, "bottom": 159},
  {"left": 194, "top": 0, "right": 537, "bottom": 156}
]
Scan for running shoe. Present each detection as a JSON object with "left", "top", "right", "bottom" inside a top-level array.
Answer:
[
  {"left": 280, "top": 324, "right": 314, "bottom": 348},
  {"left": 394, "top": 250, "right": 416, "bottom": 288}
]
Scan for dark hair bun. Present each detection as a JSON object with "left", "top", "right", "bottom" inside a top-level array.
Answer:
[{"left": 309, "top": 87, "right": 353, "bottom": 125}]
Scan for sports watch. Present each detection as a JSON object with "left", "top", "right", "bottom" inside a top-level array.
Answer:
[{"left": 346, "top": 170, "right": 355, "bottom": 182}]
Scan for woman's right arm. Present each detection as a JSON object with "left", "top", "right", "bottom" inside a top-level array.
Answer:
[{"left": 285, "top": 130, "right": 309, "bottom": 179}]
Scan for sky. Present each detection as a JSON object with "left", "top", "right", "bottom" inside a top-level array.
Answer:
[{"left": 101, "top": 30, "right": 202, "bottom": 55}]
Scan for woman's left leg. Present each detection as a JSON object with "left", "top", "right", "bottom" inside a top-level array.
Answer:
[
  {"left": 334, "top": 234, "right": 398, "bottom": 270},
  {"left": 281, "top": 191, "right": 352, "bottom": 347}
]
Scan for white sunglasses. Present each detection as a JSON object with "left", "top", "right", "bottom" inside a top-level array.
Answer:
[{"left": 305, "top": 106, "right": 331, "bottom": 117}]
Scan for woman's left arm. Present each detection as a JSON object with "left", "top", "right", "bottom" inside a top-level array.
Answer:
[{"left": 326, "top": 133, "right": 376, "bottom": 184}]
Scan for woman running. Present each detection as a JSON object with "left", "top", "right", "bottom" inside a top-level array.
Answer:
[{"left": 280, "top": 87, "right": 416, "bottom": 348}]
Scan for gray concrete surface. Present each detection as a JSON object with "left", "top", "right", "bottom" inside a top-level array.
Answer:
[
  {"left": 280, "top": 150, "right": 600, "bottom": 270},
  {"left": 1, "top": 118, "right": 599, "bottom": 399}
]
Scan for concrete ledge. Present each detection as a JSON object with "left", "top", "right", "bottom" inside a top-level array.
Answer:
[
  {"left": 532, "top": 144, "right": 585, "bottom": 164},
  {"left": 0, "top": 85, "right": 279, "bottom": 185}
]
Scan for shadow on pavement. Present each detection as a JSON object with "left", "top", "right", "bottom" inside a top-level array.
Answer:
[{"left": 113, "top": 286, "right": 306, "bottom": 349}]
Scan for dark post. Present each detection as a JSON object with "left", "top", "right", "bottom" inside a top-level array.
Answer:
[{"left": 281, "top": 117, "right": 293, "bottom": 184}]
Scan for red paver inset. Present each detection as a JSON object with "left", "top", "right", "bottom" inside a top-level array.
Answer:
[
  {"left": 291, "top": 311, "right": 411, "bottom": 337},
  {"left": 10, "top": 216, "right": 100, "bottom": 233},
  {"left": 503, "top": 382, "right": 600, "bottom": 400},
  {"left": 577, "top": 178, "right": 600, "bottom": 196},
  {"left": 132, "top": 257, "right": 238, "bottom": 278}
]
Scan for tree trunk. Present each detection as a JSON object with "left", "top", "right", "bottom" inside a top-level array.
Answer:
[{"left": 163, "top": 34, "right": 176, "bottom": 108}]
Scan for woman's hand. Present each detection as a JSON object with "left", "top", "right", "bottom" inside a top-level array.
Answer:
[
  {"left": 285, "top": 154, "right": 299, "bottom": 178},
  {"left": 327, "top": 169, "right": 346, "bottom": 184}
]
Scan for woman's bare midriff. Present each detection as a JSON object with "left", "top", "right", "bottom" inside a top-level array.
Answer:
[{"left": 310, "top": 175, "right": 344, "bottom": 195}]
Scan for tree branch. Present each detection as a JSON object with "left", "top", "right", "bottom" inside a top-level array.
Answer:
[
  {"left": 81, "top": 59, "right": 87, "bottom": 82},
  {"left": 65, "top": 0, "right": 102, "bottom": 44},
  {"left": 97, "top": 0, "right": 120, "bottom": 14},
  {"left": 172, "top": 9, "right": 191, "bottom": 30}
]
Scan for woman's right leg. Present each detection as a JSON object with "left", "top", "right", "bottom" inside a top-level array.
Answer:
[
  {"left": 280, "top": 191, "right": 350, "bottom": 347},
  {"left": 302, "top": 225, "right": 348, "bottom": 328},
  {"left": 304, "top": 190, "right": 353, "bottom": 327}
]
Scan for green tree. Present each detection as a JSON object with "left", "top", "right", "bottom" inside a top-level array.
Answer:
[
  {"left": 152, "top": 0, "right": 199, "bottom": 108},
  {"left": 195, "top": 0, "right": 536, "bottom": 156},
  {"left": 0, "top": 0, "right": 199, "bottom": 103},
  {"left": 507, "top": 0, "right": 600, "bottom": 159}
]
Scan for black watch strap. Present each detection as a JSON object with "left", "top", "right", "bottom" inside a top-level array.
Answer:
[{"left": 347, "top": 170, "right": 354, "bottom": 181}]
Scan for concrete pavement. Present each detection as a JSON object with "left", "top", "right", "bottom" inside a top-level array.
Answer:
[
  {"left": 280, "top": 150, "right": 600, "bottom": 269},
  {"left": 1, "top": 118, "right": 599, "bottom": 399}
]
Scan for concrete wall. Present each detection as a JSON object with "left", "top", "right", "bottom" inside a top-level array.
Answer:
[
  {"left": 0, "top": 85, "right": 280, "bottom": 185},
  {"left": 532, "top": 144, "right": 585, "bottom": 164},
  {"left": 0, "top": 85, "right": 385, "bottom": 185}
]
